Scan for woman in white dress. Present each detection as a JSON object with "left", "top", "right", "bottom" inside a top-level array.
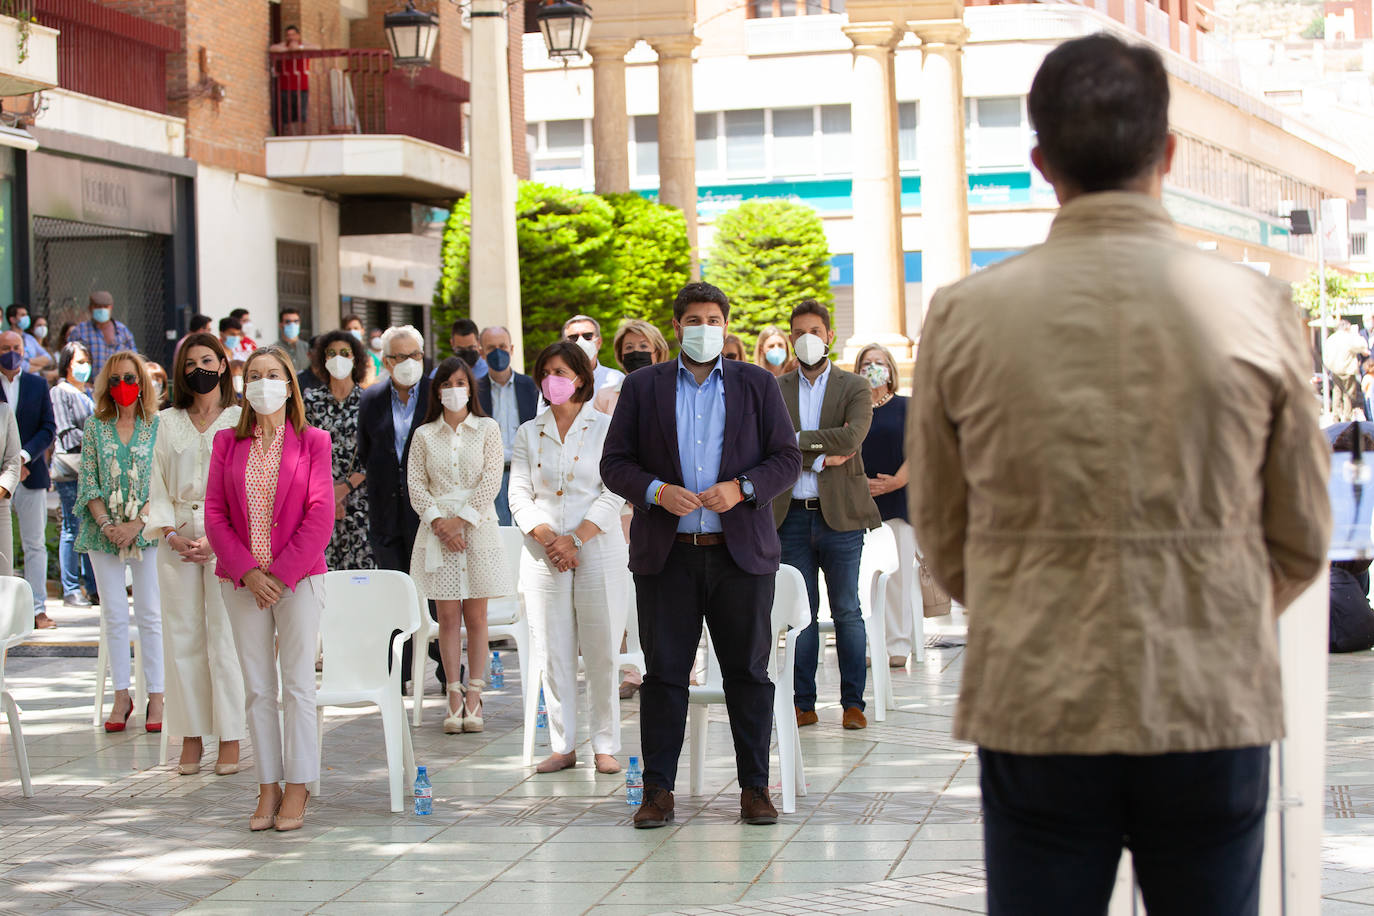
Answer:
[
  {"left": 146, "top": 332, "right": 246, "bottom": 775},
  {"left": 509, "top": 341, "right": 628, "bottom": 774},
  {"left": 408, "top": 356, "right": 507, "bottom": 733}
]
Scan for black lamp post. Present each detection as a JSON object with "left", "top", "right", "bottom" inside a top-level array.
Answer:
[{"left": 535, "top": 0, "right": 593, "bottom": 61}]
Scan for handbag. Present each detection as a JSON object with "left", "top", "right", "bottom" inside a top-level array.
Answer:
[
  {"left": 50, "top": 449, "right": 80, "bottom": 483},
  {"left": 918, "top": 555, "right": 952, "bottom": 618}
]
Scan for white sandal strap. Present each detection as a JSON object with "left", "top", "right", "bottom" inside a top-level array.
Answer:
[{"left": 467, "top": 678, "right": 487, "bottom": 690}]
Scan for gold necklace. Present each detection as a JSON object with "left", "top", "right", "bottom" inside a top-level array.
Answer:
[{"left": 535, "top": 407, "right": 595, "bottom": 498}]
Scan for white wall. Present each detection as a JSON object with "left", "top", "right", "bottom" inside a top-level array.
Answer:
[
  {"left": 41, "top": 89, "right": 186, "bottom": 158},
  {"left": 195, "top": 167, "right": 340, "bottom": 330}
]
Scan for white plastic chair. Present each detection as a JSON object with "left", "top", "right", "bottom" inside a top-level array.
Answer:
[
  {"left": 91, "top": 611, "right": 146, "bottom": 729},
  {"left": 316, "top": 569, "right": 419, "bottom": 813},
  {"left": 412, "top": 526, "right": 528, "bottom": 727},
  {"left": 895, "top": 522, "right": 927, "bottom": 665},
  {"left": 686, "top": 564, "right": 810, "bottom": 814},
  {"left": 0, "top": 577, "right": 34, "bottom": 796},
  {"left": 618, "top": 576, "right": 646, "bottom": 681}
]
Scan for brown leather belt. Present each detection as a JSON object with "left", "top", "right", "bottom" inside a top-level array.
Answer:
[{"left": 675, "top": 532, "right": 725, "bottom": 546}]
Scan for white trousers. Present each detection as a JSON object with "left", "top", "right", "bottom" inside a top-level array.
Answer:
[
  {"left": 157, "top": 529, "right": 246, "bottom": 741},
  {"left": 0, "top": 495, "right": 14, "bottom": 576},
  {"left": 12, "top": 484, "right": 46, "bottom": 614},
  {"left": 884, "top": 519, "right": 919, "bottom": 658},
  {"left": 223, "top": 575, "right": 323, "bottom": 784},
  {"left": 521, "top": 533, "right": 625, "bottom": 756},
  {"left": 89, "top": 549, "right": 164, "bottom": 693}
]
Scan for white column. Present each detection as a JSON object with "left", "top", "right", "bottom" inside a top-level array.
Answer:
[
  {"left": 914, "top": 20, "right": 971, "bottom": 326},
  {"left": 469, "top": 0, "right": 524, "bottom": 369},
  {"left": 650, "top": 34, "right": 701, "bottom": 278},
  {"left": 842, "top": 22, "right": 909, "bottom": 359},
  {"left": 588, "top": 38, "right": 635, "bottom": 194}
]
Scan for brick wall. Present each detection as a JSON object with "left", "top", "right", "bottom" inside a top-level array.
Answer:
[
  {"left": 279, "top": 0, "right": 345, "bottom": 47},
  {"left": 508, "top": 0, "right": 528, "bottom": 179}
]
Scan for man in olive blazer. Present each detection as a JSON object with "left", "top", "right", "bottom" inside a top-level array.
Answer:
[{"left": 774, "top": 300, "right": 881, "bottom": 730}]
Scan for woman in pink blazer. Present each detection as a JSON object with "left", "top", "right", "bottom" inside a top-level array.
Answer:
[{"left": 205, "top": 346, "right": 333, "bottom": 833}]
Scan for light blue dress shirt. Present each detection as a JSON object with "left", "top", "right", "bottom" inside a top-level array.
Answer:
[
  {"left": 390, "top": 382, "right": 419, "bottom": 464},
  {"left": 791, "top": 362, "right": 832, "bottom": 500},
  {"left": 647, "top": 357, "right": 726, "bottom": 534},
  {"left": 20, "top": 332, "right": 43, "bottom": 370}
]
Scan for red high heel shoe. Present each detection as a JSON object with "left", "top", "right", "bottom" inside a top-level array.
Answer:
[
  {"left": 103, "top": 705, "right": 132, "bottom": 733},
  {"left": 145, "top": 703, "right": 162, "bottom": 733}
]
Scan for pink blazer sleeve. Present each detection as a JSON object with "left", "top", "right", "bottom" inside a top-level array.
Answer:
[
  {"left": 205, "top": 429, "right": 257, "bottom": 586},
  {"left": 268, "top": 427, "right": 335, "bottom": 589}
]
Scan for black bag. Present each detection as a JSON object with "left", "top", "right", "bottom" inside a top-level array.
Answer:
[{"left": 1329, "top": 566, "right": 1374, "bottom": 653}]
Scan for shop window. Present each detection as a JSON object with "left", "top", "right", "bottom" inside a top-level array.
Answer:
[
  {"left": 725, "top": 110, "right": 766, "bottom": 176},
  {"left": 277, "top": 241, "right": 313, "bottom": 335},
  {"left": 634, "top": 115, "right": 658, "bottom": 179},
  {"left": 772, "top": 108, "right": 816, "bottom": 177},
  {"left": 696, "top": 113, "right": 719, "bottom": 172},
  {"left": 820, "top": 104, "right": 851, "bottom": 175}
]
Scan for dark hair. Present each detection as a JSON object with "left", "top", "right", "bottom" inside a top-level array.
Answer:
[
  {"left": 673, "top": 282, "right": 730, "bottom": 322},
  {"left": 189, "top": 314, "right": 212, "bottom": 332},
  {"left": 450, "top": 318, "right": 478, "bottom": 339},
  {"left": 58, "top": 340, "right": 89, "bottom": 380},
  {"left": 219, "top": 316, "right": 242, "bottom": 334},
  {"left": 229, "top": 308, "right": 250, "bottom": 321},
  {"left": 172, "top": 332, "right": 236, "bottom": 409},
  {"left": 421, "top": 356, "right": 488, "bottom": 425},
  {"left": 531, "top": 340, "right": 594, "bottom": 404},
  {"left": 341, "top": 312, "right": 364, "bottom": 329},
  {"left": 279, "top": 308, "right": 301, "bottom": 322},
  {"left": 789, "top": 299, "right": 831, "bottom": 332},
  {"left": 284, "top": 23, "right": 300, "bottom": 32},
  {"left": 311, "top": 330, "right": 367, "bottom": 385},
  {"left": 1028, "top": 34, "right": 1170, "bottom": 193},
  {"left": 5, "top": 304, "right": 25, "bottom": 321}
]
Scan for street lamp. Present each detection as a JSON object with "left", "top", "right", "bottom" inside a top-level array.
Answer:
[
  {"left": 383, "top": 1, "right": 440, "bottom": 72},
  {"left": 534, "top": 0, "right": 593, "bottom": 60}
]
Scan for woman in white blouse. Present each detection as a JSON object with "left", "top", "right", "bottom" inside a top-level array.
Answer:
[
  {"left": 0, "top": 402, "right": 22, "bottom": 575},
  {"left": 408, "top": 356, "right": 507, "bottom": 734},
  {"left": 146, "top": 333, "right": 246, "bottom": 775},
  {"left": 509, "top": 341, "right": 627, "bottom": 775}
]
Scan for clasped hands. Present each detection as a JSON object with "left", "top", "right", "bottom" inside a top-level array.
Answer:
[
  {"left": 242, "top": 567, "right": 288, "bottom": 610},
  {"left": 531, "top": 524, "right": 579, "bottom": 572},
  {"left": 167, "top": 532, "right": 214, "bottom": 565},
  {"left": 431, "top": 516, "right": 469, "bottom": 553},
  {"left": 658, "top": 480, "right": 745, "bottom": 518},
  {"left": 104, "top": 520, "right": 145, "bottom": 551}
]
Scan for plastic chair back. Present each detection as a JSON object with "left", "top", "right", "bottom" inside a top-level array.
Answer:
[
  {"left": 320, "top": 570, "right": 420, "bottom": 694},
  {"left": 487, "top": 527, "right": 524, "bottom": 626},
  {"left": 861, "top": 523, "right": 899, "bottom": 595},
  {"left": 0, "top": 576, "right": 31, "bottom": 651}
]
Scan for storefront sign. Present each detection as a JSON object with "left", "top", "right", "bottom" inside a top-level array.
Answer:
[{"left": 28, "top": 154, "right": 174, "bottom": 235}]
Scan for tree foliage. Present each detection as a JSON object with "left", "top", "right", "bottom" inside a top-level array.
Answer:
[
  {"left": 1301, "top": 14, "right": 1324, "bottom": 39},
  {"left": 603, "top": 192, "right": 691, "bottom": 345},
  {"left": 703, "top": 200, "right": 833, "bottom": 350},
  {"left": 1293, "top": 268, "right": 1355, "bottom": 317}
]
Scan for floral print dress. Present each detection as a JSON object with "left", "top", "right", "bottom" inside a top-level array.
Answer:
[
  {"left": 302, "top": 384, "right": 374, "bottom": 571},
  {"left": 75, "top": 414, "right": 159, "bottom": 558}
]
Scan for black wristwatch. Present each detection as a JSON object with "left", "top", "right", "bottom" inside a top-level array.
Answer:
[{"left": 736, "top": 475, "right": 756, "bottom": 504}]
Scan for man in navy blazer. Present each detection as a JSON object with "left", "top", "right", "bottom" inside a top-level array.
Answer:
[
  {"left": 0, "top": 331, "right": 55, "bottom": 627},
  {"left": 476, "top": 325, "right": 538, "bottom": 525},
  {"left": 602, "top": 282, "right": 802, "bottom": 829}
]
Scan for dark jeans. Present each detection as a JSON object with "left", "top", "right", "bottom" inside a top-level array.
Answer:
[
  {"left": 494, "top": 467, "right": 512, "bottom": 527},
  {"left": 55, "top": 479, "right": 96, "bottom": 598},
  {"left": 779, "top": 503, "right": 866, "bottom": 711},
  {"left": 634, "top": 541, "right": 775, "bottom": 792},
  {"left": 372, "top": 533, "right": 444, "bottom": 688},
  {"left": 980, "top": 746, "right": 1270, "bottom": 916}
]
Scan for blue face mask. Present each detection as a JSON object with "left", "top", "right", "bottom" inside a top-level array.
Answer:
[
  {"left": 283, "top": 321, "right": 300, "bottom": 340},
  {"left": 0, "top": 351, "right": 22, "bottom": 371},
  {"left": 349, "top": 328, "right": 364, "bottom": 342},
  {"left": 485, "top": 348, "right": 511, "bottom": 373},
  {"left": 92, "top": 308, "right": 111, "bottom": 324},
  {"left": 473, "top": 356, "right": 488, "bottom": 380},
  {"left": 72, "top": 362, "right": 92, "bottom": 383},
  {"left": 224, "top": 335, "right": 241, "bottom": 350},
  {"left": 14, "top": 316, "right": 29, "bottom": 331},
  {"left": 764, "top": 346, "right": 786, "bottom": 366}
]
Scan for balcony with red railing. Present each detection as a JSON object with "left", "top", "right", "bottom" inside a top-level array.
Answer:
[{"left": 33, "top": 0, "right": 181, "bottom": 114}]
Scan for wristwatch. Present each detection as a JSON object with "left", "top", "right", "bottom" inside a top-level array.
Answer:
[
  {"left": 736, "top": 475, "right": 756, "bottom": 504},
  {"left": 570, "top": 532, "right": 584, "bottom": 550}
]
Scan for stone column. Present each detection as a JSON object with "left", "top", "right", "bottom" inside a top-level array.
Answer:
[
  {"left": 469, "top": 0, "right": 524, "bottom": 368},
  {"left": 650, "top": 34, "right": 701, "bottom": 278},
  {"left": 587, "top": 38, "right": 635, "bottom": 194},
  {"left": 842, "top": 22, "right": 909, "bottom": 358},
  {"left": 914, "top": 20, "right": 971, "bottom": 325}
]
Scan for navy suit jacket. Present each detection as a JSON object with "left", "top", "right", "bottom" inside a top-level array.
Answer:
[
  {"left": 601, "top": 359, "right": 802, "bottom": 576},
  {"left": 3, "top": 371, "right": 54, "bottom": 490},
  {"left": 356, "top": 379, "right": 429, "bottom": 549},
  {"left": 476, "top": 372, "right": 538, "bottom": 431}
]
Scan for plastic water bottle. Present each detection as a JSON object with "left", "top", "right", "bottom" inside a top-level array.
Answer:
[
  {"left": 490, "top": 651, "right": 505, "bottom": 689},
  {"left": 413, "top": 766, "right": 432, "bottom": 816},
  {"left": 626, "top": 756, "right": 643, "bottom": 807},
  {"left": 536, "top": 687, "right": 547, "bottom": 728}
]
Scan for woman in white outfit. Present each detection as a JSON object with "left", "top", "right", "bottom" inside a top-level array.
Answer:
[
  {"left": 509, "top": 341, "right": 627, "bottom": 775},
  {"left": 0, "top": 402, "right": 23, "bottom": 574},
  {"left": 146, "top": 332, "right": 246, "bottom": 775},
  {"left": 408, "top": 355, "right": 507, "bottom": 733}
]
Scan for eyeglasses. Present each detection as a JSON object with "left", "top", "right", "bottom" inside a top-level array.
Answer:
[
  {"left": 388, "top": 350, "right": 423, "bottom": 362},
  {"left": 110, "top": 374, "right": 139, "bottom": 386},
  {"left": 567, "top": 332, "right": 596, "bottom": 342}
]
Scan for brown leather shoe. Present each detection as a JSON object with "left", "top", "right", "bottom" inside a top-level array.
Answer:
[
  {"left": 795, "top": 706, "right": 818, "bottom": 727},
  {"left": 740, "top": 786, "right": 778, "bottom": 825},
  {"left": 633, "top": 786, "right": 675, "bottom": 829},
  {"left": 842, "top": 706, "right": 867, "bottom": 730}
]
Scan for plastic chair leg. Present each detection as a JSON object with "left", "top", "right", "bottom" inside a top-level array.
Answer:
[
  {"left": 521, "top": 667, "right": 542, "bottom": 767},
  {"left": 380, "top": 699, "right": 406, "bottom": 813},
  {"left": 401, "top": 706, "right": 415, "bottom": 779},
  {"left": 159, "top": 726, "right": 169, "bottom": 766},
  {"left": 3, "top": 690, "right": 32, "bottom": 797},
  {"left": 688, "top": 705, "right": 708, "bottom": 798},
  {"left": 131, "top": 631, "right": 144, "bottom": 725}
]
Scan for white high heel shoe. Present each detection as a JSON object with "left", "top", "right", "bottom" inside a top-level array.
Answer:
[{"left": 443, "top": 684, "right": 466, "bottom": 734}]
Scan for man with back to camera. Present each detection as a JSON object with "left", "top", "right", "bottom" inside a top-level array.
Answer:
[
  {"left": 601, "top": 281, "right": 802, "bottom": 829},
  {"left": 564, "top": 315, "right": 623, "bottom": 394},
  {"left": 476, "top": 325, "right": 537, "bottom": 525},
  {"left": 907, "top": 35, "right": 1330, "bottom": 914}
]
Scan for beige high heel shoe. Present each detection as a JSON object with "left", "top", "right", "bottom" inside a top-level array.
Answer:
[
  {"left": 249, "top": 793, "right": 281, "bottom": 832},
  {"left": 462, "top": 678, "right": 485, "bottom": 732},
  {"left": 443, "top": 684, "right": 466, "bottom": 734},
  {"left": 274, "top": 790, "right": 310, "bottom": 832}
]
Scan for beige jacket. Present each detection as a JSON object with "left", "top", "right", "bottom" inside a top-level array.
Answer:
[{"left": 908, "top": 192, "right": 1331, "bottom": 756}]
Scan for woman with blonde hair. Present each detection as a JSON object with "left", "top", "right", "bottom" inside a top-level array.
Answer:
[
  {"left": 754, "top": 325, "right": 792, "bottom": 377},
  {"left": 147, "top": 332, "right": 245, "bottom": 775},
  {"left": 76, "top": 350, "right": 164, "bottom": 732},
  {"left": 205, "top": 346, "right": 334, "bottom": 831},
  {"left": 593, "top": 319, "right": 672, "bottom": 416}
]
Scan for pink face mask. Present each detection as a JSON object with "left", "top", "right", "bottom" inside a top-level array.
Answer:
[{"left": 541, "top": 374, "right": 576, "bottom": 405}]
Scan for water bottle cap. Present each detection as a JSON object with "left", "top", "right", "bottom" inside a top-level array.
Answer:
[
  {"left": 629, "top": 756, "right": 639, "bottom": 765},
  {"left": 417, "top": 765, "right": 427, "bottom": 775}
]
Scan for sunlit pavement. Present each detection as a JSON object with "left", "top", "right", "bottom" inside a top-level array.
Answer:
[{"left": 2, "top": 604, "right": 1373, "bottom": 915}]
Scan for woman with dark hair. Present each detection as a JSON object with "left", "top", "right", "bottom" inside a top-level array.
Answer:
[
  {"left": 146, "top": 332, "right": 245, "bottom": 775},
  {"left": 205, "top": 346, "right": 333, "bottom": 831},
  {"left": 51, "top": 340, "right": 98, "bottom": 606},
  {"left": 303, "top": 330, "right": 373, "bottom": 570},
  {"left": 508, "top": 341, "right": 627, "bottom": 774},
  {"left": 407, "top": 356, "right": 507, "bottom": 733}
]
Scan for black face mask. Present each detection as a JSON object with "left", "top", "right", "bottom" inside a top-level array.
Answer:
[
  {"left": 457, "top": 347, "right": 481, "bottom": 367},
  {"left": 622, "top": 351, "right": 653, "bottom": 374},
  {"left": 185, "top": 367, "right": 222, "bottom": 395}
]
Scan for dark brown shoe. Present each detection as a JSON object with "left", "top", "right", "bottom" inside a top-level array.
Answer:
[
  {"left": 633, "top": 786, "right": 675, "bottom": 829},
  {"left": 795, "top": 706, "right": 818, "bottom": 727},
  {"left": 740, "top": 786, "right": 778, "bottom": 825},
  {"left": 842, "top": 706, "right": 867, "bottom": 730}
]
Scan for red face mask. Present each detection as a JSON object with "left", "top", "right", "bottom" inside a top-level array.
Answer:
[{"left": 110, "top": 380, "right": 141, "bottom": 407}]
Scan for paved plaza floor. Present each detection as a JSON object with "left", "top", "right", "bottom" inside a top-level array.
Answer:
[{"left": 2, "top": 601, "right": 1374, "bottom": 915}]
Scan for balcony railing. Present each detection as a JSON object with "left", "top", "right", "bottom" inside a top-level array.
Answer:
[
  {"left": 269, "top": 49, "right": 469, "bottom": 154},
  {"left": 33, "top": 0, "right": 181, "bottom": 114}
]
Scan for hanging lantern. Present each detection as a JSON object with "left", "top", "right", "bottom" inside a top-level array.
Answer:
[
  {"left": 535, "top": 0, "right": 593, "bottom": 61},
  {"left": 384, "top": 1, "right": 440, "bottom": 70}
]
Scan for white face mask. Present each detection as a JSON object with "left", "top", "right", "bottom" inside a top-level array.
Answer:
[
  {"left": 369, "top": 336, "right": 383, "bottom": 351},
  {"left": 232, "top": 375, "right": 244, "bottom": 394},
  {"left": 440, "top": 386, "right": 469, "bottom": 413},
  {"left": 245, "top": 378, "right": 289, "bottom": 414},
  {"left": 325, "top": 355, "right": 354, "bottom": 380},
  {"left": 241, "top": 321, "right": 256, "bottom": 340},
  {"left": 680, "top": 325, "right": 724, "bottom": 364},
  {"left": 574, "top": 337, "right": 598, "bottom": 364},
  {"left": 794, "top": 333, "right": 829, "bottom": 367},
  {"left": 391, "top": 356, "right": 424, "bottom": 388}
]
